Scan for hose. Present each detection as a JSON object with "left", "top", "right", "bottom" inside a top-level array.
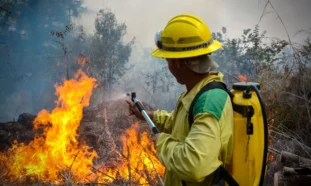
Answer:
[{"left": 249, "top": 85, "right": 269, "bottom": 186}]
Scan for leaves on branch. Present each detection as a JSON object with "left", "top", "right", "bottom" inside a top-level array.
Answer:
[{"left": 50, "top": 24, "right": 75, "bottom": 39}]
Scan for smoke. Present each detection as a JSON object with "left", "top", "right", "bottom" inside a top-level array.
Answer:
[
  {"left": 75, "top": 0, "right": 311, "bottom": 113},
  {"left": 110, "top": 92, "right": 128, "bottom": 101},
  {"left": 76, "top": 0, "right": 311, "bottom": 48},
  {"left": 0, "top": 0, "right": 84, "bottom": 122},
  {"left": 1, "top": 0, "right": 310, "bottom": 122}
]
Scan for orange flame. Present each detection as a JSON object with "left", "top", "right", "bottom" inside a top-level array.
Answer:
[
  {"left": 97, "top": 123, "right": 165, "bottom": 184},
  {"left": 237, "top": 74, "right": 248, "bottom": 82},
  {"left": 0, "top": 67, "right": 164, "bottom": 184},
  {"left": 268, "top": 152, "right": 276, "bottom": 161},
  {"left": 0, "top": 69, "right": 97, "bottom": 183}
]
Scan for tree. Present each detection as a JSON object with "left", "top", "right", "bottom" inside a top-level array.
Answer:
[
  {"left": 89, "top": 9, "right": 134, "bottom": 101},
  {"left": 0, "top": 0, "right": 84, "bottom": 121},
  {"left": 140, "top": 49, "right": 182, "bottom": 109},
  {"left": 212, "top": 25, "right": 288, "bottom": 77}
]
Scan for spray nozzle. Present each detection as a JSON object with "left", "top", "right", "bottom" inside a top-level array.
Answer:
[
  {"left": 126, "top": 92, "right": 136, "bottom": 101},
  {"left": 125, "top": 91, "right": 160, "bottom": 134}
]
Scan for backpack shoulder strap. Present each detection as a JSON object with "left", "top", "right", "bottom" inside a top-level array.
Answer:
[
  {"left": 188, "top": 81, "right": 233, "bottom": 127},
  {"left": 186, "top": 81, "right": 239, "bottom": 186}
]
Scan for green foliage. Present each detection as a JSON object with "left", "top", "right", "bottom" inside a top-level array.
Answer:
[
  {"left": 89, "top": 9, "right": 134, "bottom": 98},
  {"left": 212, "top": 25, "right": 288, "bottom": 76}
]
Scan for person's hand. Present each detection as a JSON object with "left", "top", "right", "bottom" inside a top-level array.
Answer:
[{"left": 126, "top": 99, "right": 145, "bottom": 120}]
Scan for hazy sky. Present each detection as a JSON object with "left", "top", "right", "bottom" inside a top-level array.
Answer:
[{"left": 75, "top": 0, "right": 311, "bottom": 48}]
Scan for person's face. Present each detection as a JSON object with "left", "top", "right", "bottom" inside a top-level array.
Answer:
[{"left": 166, "top": 58, "right": 185, "bottom": 84}]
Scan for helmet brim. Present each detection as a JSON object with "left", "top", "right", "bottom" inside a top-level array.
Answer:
[{"left": 151, "top": 40, "right": 222, "bottom": 59}]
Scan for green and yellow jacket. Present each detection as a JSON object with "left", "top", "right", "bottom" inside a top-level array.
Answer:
[{"left": 153, "top": 72, "right": 233, "bottom": 186}]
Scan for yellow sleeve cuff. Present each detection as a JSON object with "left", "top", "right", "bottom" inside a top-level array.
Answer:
[{"left": 152, "top": 110, "right": 160, "bottom": 124}]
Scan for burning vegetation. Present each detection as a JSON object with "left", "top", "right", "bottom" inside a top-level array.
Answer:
[
  {"left": 0, "top": 66, "right": 164, "bottom": 185},
  {"left": 237, "top": 74, "right": 248, "bottom": 82}
]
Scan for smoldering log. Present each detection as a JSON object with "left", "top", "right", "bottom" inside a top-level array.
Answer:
[
  {"left": 274, "top": 171, "right": 311, "bottom": 186},
  {"left": 280, "top": 151, "right": 311, "bottom": 167},
  {"left": 283, "top": 167, "right": 311, "bottom": 175}
]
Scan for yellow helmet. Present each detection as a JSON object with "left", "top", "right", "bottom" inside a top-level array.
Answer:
[{"left": 151, "top": 14, "right": 222, "bottom": 59}]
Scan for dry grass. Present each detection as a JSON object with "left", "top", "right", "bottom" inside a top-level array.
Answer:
[{"left": 260, "top": 39, "right": 311, "bottom": 185}]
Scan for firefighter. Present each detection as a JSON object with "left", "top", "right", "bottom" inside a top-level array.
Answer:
[{"left": 127, "top": 14, "right": 234, "bottom": 186}]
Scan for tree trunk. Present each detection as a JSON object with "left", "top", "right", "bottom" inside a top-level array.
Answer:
[
  {"left": 280, "top": 151, "right": 311, "bottom": 167},
  {"left": 283, "top": 167, "right": 311, "bottom": 175}
]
